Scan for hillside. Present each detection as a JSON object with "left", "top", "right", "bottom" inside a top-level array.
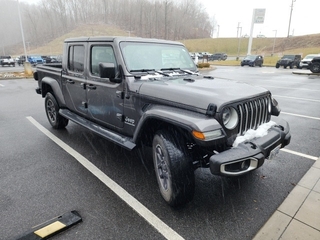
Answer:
[
  {"left": 20, "top": 24, "right": 320, "bottom": 57},
  {"left": 24, "top": 24, "right": 134, "bottom": 56},
  {"left": 181, "top": 33, "right": 320, "bottom": 57}
]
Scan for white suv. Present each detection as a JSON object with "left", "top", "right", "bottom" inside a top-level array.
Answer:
[
  {"left": 0, "top": 56, "right": 15, "bottom": 67},
  {"left": 299, "top": 54, "right": 320, "bottom": 69}
]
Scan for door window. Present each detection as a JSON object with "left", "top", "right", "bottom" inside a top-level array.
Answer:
[
  {"left": 68, "top": 45, "right": 85, "bottom": 73},
  {"left": 90, "top": 45, "right": 117, "bottom": 76}
]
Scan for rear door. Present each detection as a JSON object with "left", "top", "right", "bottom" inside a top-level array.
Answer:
[
  {"left": 61, "top": 44, "right": 87, "bottom": 117},
  {"left": 86, "top": 43, "right": 124, "bottom": 129}
]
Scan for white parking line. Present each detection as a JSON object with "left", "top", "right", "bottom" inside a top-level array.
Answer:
[
  {"left": 280, "top": 148, "right": 318, "bottom": 161},
  {"left": 0, "top": 83, "right": 4, "bottom": 87},
  {"left": 26, "top": 116, "right": 184, "bottom": 240},
  {"left": 281, "top": 112, "right": 320, "bottom": 121}
]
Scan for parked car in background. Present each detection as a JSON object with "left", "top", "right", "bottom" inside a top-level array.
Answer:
[
  {"left": 28, "top": 55, "right": 45, "bottom": 65},
  {"left": 200, "top": 52, "right": 212, "bottom": 59},
  {"left": 275, "top": 55, "right": 301, "bottom": 69},
  {"left": 209, "top": 53, "right": 227, "bottom": 61},
  {"left": 241, "top": 55, "right": 263, "bottom": 67},
  {"left": 189, "top": 52, "right": 200, "bottom": 60},
  {"left": 41, "top": 55, "right": 61, "bottom": 63},
  {"left": 308, "top": 57, "right": 320, "bottom": 73},
  {"left": 299, "top": 54, "right": 320, "bottom": 69},
  {"left": 17, "top": 55, "right": 26, "bottom": 66},
  {"left": 17, "top": 55, "right": 46, "bottom": 66},
  {"left": 189, "top": 52, "right": 200, "bottom": 64},
  {"left": 0, "top": 56, "right": 15, "bottom": 67}
]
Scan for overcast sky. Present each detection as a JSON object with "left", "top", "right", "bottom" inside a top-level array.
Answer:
[
  {"left": 201, "top": 0, "right": 319, "bottom": 38},
  {"left": 21, "top": 0, "right": 319, "bottom": 38}
]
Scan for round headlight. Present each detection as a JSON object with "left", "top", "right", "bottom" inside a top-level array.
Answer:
[
  {"left": 222, "top": 107, "right": 238, "bottom": 130},
  {"left": 222, "top": 108, "right": 231, "bottom": 125},
  {"left": 268, "top": 98, "right": 272, "bottom": 113}
]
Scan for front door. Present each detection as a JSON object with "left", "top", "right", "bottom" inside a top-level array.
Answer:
[{"left": 86, "top": 44, "right": 124, "bottom": 129}]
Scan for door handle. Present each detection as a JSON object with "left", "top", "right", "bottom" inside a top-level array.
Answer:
[
  {"left": 67, "top": 79, "right": 75, "bottom": 84},
  {"left": 87, "top": 84, "right": 96, "bottom": 90}
]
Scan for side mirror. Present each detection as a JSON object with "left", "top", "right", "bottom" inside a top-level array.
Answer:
[
  {"left": 99, "top": 62, "right": 122, "bottom": 83},
  {"left": 99, "top": 62, "right": 115, "bottom": 78}
]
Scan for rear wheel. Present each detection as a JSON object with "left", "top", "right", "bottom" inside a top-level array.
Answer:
[
  {"left": 275, "top": 63, "right": 280, "bottom": 68},
  {"left": 310, "top": 63, "right": 320, "bottom": 73},
  {"left": 152, "top": 129, "right": 195, "bottom": 207},
  {"left": 45, "top": 92, "right": 69, "bottom": 129}
]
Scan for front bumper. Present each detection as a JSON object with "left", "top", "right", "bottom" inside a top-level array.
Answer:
[{"left": 210, "top": 118, "right": 291, "bottom": 177}]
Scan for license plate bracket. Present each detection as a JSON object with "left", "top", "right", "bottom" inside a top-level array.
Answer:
[{"left": 267, "top": 144, "right": 281, "bottom": 160}]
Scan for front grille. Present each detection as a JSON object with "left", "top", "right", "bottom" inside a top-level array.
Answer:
[{"left": 237, "top": 96, "right": 271, "bottom": 135}]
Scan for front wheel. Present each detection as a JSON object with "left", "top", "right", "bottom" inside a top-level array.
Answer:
[
  {"left": 152, "top": 129, "right": 195, "bottom": 207},
  {"left": 275, "top": 63, "right": 280, "bottom": 68},
  {"left": 45, "top": 92, "right": 69, "bottom": 129},
  {"left": 310, "top": 63, "right": 320, "bottom": 73}
]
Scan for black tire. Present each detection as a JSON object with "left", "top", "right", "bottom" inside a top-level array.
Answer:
[
  {"left": 45, "top": 92, "right": 69, "bottom": 129},
  {"left": 275, "top": 63, "right": 280, "bottom": 68},
  {"left": 310, "top": 63, "right": 320, "bottom": 73},
  {"left": 290, "top": 63, "right": 293, "bottom": 69},
  {"left": 152, "top": 129, "right": 195, "bottom": 207}
]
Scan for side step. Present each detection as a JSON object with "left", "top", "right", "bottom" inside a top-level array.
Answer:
[{"left": 59, "top": 109, "right": 136, "bottom": 150}]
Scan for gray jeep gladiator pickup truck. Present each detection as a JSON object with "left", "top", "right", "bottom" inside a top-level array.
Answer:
[{"left": 34, "top": 37, "right": 291, "bottom": 207}]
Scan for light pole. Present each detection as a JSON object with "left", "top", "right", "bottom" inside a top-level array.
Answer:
[
  {"left": 17, "top": 0, "right": 28, "bottom": 62},
  {"left": 237, "top": 25, "right": 242, "bottom": 60},
  {"left": 272, "top": 30, "right": 277, "bottom": 56},
  {"left": 287, "top": 0, "right": 296, "bottom": 38},
  {"left": 217, "top": 25, "right": 220, "bottom": 38}
]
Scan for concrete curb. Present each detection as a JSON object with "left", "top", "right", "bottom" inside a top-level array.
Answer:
[{"left": 0, "top": 71, "right": 33, "bottom": 80}]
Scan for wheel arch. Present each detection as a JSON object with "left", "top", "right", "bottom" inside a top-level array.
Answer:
[
  {"left": 134, "top": 116, "right": 192, "bottom": 148},
  {"left": 133, "top": 105, "right": 222, "bottom": 148},
  {"left": 41, "top": 77, "right": 66, "bottom": 107}
]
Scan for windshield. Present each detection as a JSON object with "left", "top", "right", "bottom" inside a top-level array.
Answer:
[
  {"left": 244, "top": 55, "right": 256, "bottom": 60},
  {"left": 282, "top": 55, "right": 295, "bottom": 59},
  {"left": 305, "top": 55, "right": 318, "bottom": 59},
  {"left": 120, "top": 42, "right": 197, "bottom": 72}
]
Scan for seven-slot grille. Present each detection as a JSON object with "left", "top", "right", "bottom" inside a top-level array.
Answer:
[{"left": 237, "top": 96, "right": 271, "bottom": 135}]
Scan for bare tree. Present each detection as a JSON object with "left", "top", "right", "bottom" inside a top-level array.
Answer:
[{"left": 0, "top": 0, "right": 215, "bottom": 53}]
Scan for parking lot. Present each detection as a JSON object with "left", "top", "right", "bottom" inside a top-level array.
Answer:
[{"left": 0, "top": 66, "right": 319, "bottom": 239}]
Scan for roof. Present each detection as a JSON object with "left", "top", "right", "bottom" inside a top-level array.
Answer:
[{"left": 64, "top": 36, "right": 183, "bottom": 46}]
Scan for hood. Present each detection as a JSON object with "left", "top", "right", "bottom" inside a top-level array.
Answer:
[{"left": 137, "top": 75, "right": 269, "bottom": 112}]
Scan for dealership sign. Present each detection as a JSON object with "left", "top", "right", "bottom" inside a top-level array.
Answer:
[{"left": 254, "top": 9, "right": 266, "bottom": 24}]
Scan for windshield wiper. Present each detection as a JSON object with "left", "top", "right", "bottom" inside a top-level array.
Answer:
[
  {"left": 130, "top": 69, "right": 169, "bottom": 76},
  {"left": 130, "top": 69, "right": 155, "bottom": 73},
  {"left": 160, "top": 67, "right": 197, "bottom": 75}
]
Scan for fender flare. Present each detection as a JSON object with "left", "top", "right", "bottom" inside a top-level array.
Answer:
[
  {"left": 132, "top": 105, "right": 222, "bottom": 143},
  {"left": 41, "top": 77, "right": 66, "bottom": 106}
]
